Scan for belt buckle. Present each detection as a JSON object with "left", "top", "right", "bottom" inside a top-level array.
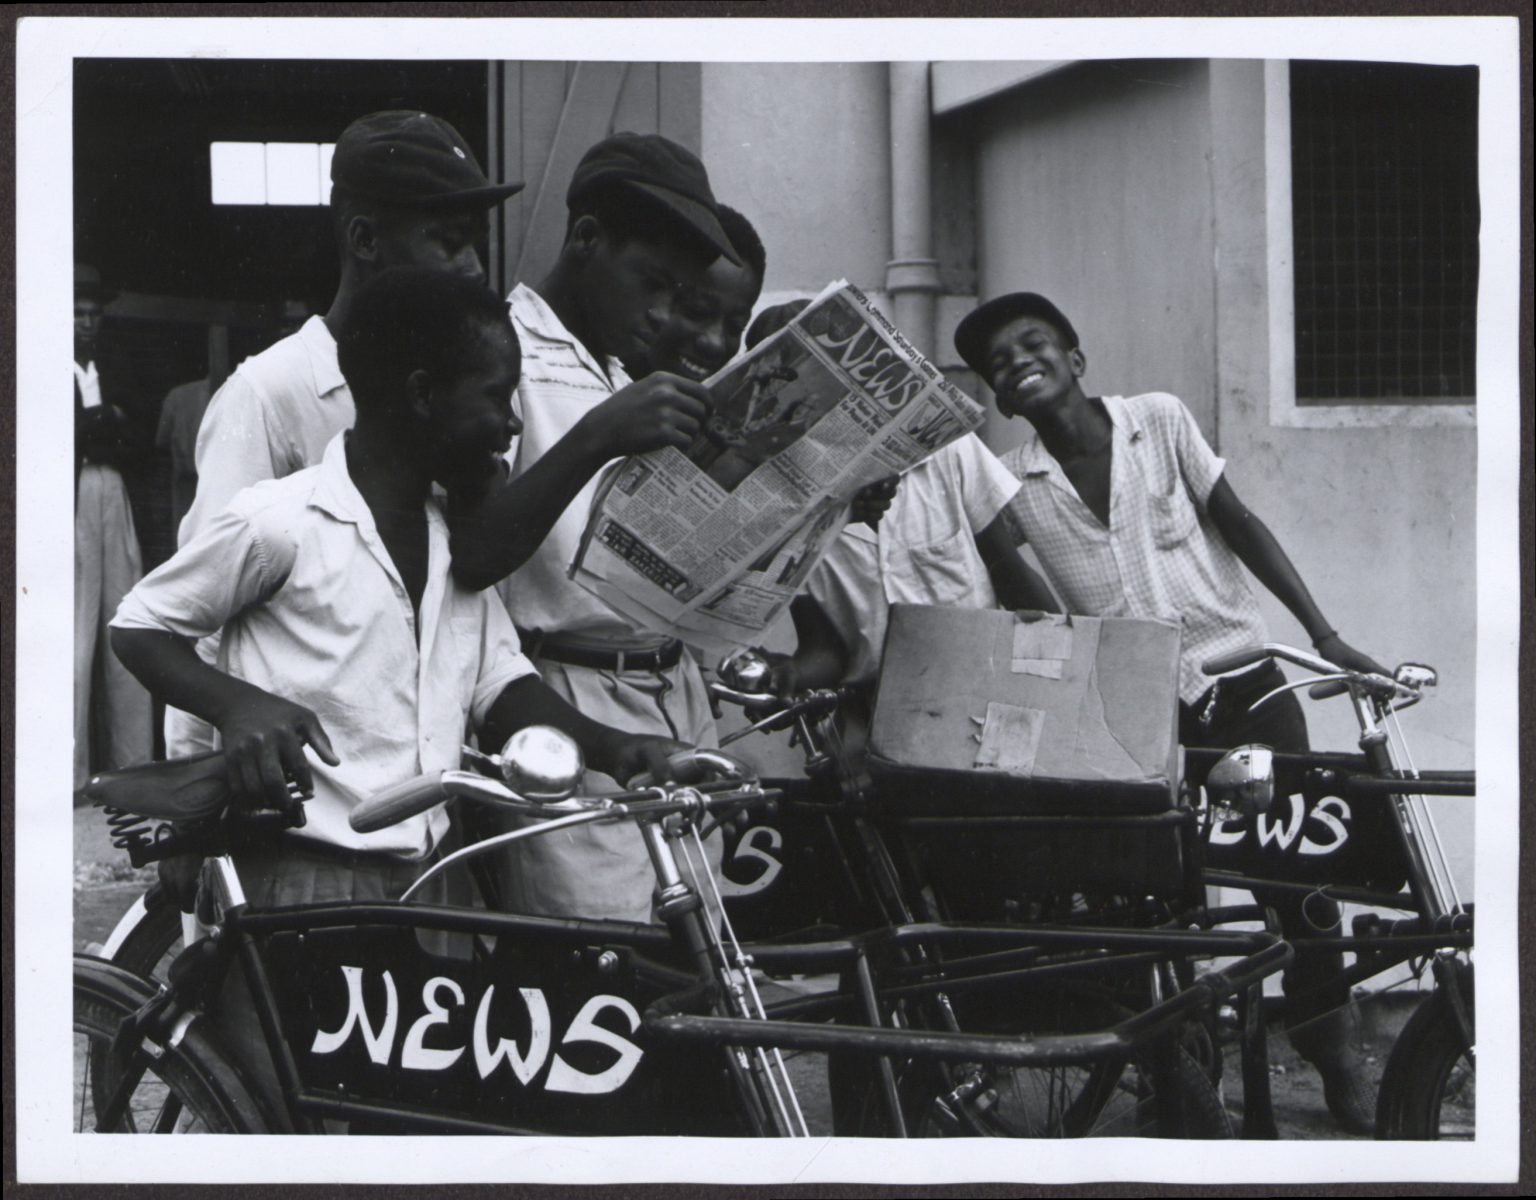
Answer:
[{"left": 614, "top": 649, "right": 628, "bottom": 674}]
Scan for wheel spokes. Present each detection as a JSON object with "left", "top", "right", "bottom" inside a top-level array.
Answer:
[{"left": 150, "top": 1091, "right": 187, "bottom": 1133}]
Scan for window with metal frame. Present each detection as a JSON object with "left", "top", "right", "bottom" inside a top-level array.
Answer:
[{"left": 1288, "top": 61, "right": 1479, "bottom": 406}]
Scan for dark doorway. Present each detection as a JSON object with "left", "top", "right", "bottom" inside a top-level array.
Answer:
[{"left": 73, "top": 58, "right": 490, "bottom": 569}]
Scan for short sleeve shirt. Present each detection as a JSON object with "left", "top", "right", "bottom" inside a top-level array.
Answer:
[
  {"left": 999, "top": 393, "right": 1268, "bottom": 703},
  {"left": 114, "top": 434, "right": 538, "bottom": 857},
  {"left": 808, "top": 433, "right": 1020, "bottom": 684},
  {"left": 498, "top": 284, "right": 665, "bottom": 645},
  {"left": 181, "top": 316, "right": 353, "bottom": 545}
]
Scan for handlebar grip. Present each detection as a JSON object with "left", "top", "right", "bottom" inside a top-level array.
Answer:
[
  {"left": 1202, "top": 646, "right": 1270, "bottom": 676},
  {"left": 349, "top": 771, "right": 448, "bottom": 833},
  {"left": 1309, "top": 678, "right": 1351, "bottom": 700},
  {"left": 628, "top": 748, "right": 755, "bottom": 788}
]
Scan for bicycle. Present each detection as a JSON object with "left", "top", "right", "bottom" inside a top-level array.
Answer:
[
  {"left": 705, "top": 650, "right": 1288, "bottom": 1138},
  {"left": 1187, "top": 643, "right": 1474, "bottom": 1141},
  {"left": 75, "top": 731, "right": 1287, "bottom": 1137}
]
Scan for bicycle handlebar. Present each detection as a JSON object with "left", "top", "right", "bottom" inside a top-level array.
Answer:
[
  {"left": 708, "top": 680, "right": 854, "bottom": 749},
  {"left": 627, "top": 747, "right": 755, "bottom": 788},
  {"left": 349, "top": 749, "right": 759, "bottom": 835},
  {"left": 710, "top": 681, "right": 780, "bottom": 710},
  {"left": 1202, "top": 643, "right": 1422, "bottom": 706},
  {"left": 349, "top": 771, "right": 451, "bottom": 834},
  {"left": 1200, "top": 645, "right": 1274, "bottom": 677}
]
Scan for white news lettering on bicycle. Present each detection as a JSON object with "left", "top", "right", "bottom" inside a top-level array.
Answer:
[
  {"left": 1208, "top": 791, "right": 1352, "bottom": 856},
  {"left": 310, "top": 965, "right": 645, "bottom": 1094}
]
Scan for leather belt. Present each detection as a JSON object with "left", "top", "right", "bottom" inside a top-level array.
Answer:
[{"left": 517, "top": 628, "right": 684, "bottom": 674}]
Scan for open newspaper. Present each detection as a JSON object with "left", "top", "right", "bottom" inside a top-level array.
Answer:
[{"left": 571, "top": 280, "right": 988, "bottom": 654}]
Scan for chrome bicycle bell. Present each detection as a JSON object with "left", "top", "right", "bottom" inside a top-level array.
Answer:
[
  {"left": 1395, "top": 663, "right": 1438, "bottom": 690},
  {"left": 1205, "top": 744, "right": 1275, "bottom": 821},
  {"left": 719, "top": 646, "right": 773, "bottom": 693},
  {"left": 498, "top": 725, "right": 584, "bottom": 800}
]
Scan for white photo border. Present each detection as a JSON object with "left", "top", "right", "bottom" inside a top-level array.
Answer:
[{"left": 14, "top": 12, "right": 1524, "bottom": 1185}]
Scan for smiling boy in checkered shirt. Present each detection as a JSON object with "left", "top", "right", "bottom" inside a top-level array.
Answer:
[{"left": 954, "top": 291, "right": 1386, "bottom": 1135}]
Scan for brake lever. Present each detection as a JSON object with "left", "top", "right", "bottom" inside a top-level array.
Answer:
[{"left": 719, "top": 707, "right": 798, "bottom": 747}]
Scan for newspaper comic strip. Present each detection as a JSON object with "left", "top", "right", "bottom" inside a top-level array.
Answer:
[{"left": 571, "top": 281, "right": 988, "bottom": 650}]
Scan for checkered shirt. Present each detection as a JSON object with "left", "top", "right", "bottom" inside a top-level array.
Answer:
[{"left": 999, "top": 393, "right": 1269, "bottom": 704}]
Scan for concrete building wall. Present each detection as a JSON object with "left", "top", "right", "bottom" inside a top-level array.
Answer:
[
  {"left": 700, "top": 63, "right": 893, "bottom": 301},
  {"left": 969, "top": 60, "right": 1221, "bottom": 454}
]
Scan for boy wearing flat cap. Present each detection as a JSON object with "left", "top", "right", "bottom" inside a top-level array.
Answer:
[
  {"left": 446, "top": 132, "right": 739, "bottom": 922},
  {"left": 166, "top": 110, "right": 524, "bottom": 761},
  {"left": 954, "top": 291, "right": 1384, "bottom": 1133}
]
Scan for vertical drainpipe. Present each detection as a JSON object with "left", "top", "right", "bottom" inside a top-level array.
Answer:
[{"left": 887, "top": 61, "right": 942, "bottom": 358}]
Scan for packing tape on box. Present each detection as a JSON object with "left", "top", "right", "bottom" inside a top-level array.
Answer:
[{"left": 1011, "top": 613, "right": 1074, "bottom": 678}]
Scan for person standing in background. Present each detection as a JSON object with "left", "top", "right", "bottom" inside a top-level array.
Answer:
[
  {"left": 73, "top": 262, "right": 151, "bottom": 791},
  {"left": 166, "top": 111, "right": 522, "bottom": 762},
  {"left": 156, "top": 368, "right": 224, "bottom": 542},
  {"left": 156, "top": 301, "right": 307, "bottom": 540}
]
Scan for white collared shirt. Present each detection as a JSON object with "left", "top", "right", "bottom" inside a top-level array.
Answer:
[
  {"left": 999, "top": 393, "right": 1269, "bottom": 703},
  {"left": 498, "top": 283, "right": 663, "bottom": 644},
  {"left": 181, "top": 315, "right": 353, "bottom": 545},
  {"left": 807, "top": 434, "right": 1021, "bottom": 684},
  {"left": 73, "top": 359, "right": 102, "bottom": 409},
  {"left": 114, "top": 434, "right": 538, "bottom": 857}
]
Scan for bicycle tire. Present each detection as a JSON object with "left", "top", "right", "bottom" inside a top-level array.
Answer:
[
  {"left": 74, "top": 954, "right": 270, "bottom": 1134},
  {"left": 1375, "top": 963, "right": 1474, "bottom": 1140},
  {"left": 833, "top": 984, "right": 1232, "bottom": 1138}
]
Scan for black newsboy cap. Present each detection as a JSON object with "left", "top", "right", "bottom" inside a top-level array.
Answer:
[
  {"left": 954, "top": 292, "right": 1081, "bottom": 377},
  {"left": 567, "top": 131, "right": 742, "bottom": 266},
  {"left": 331, "top": 110, "right": 524, "bottom": 210}
]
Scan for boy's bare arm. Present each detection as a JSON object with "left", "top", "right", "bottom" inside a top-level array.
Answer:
[
  {"left": 110, "top": 627, "right": 338, "bottom": 806},
  {"left": 976, "top": 516, "right": 1060, "bottom": 613},
  {"left": 447, "top": 374, "right": 712, "bottom": 591},
  {"left": 1205, "top": 476, "right": 1386, "bottom": 675},
  {"left": 772, "top": 594, "right": 850, "bottom": 697}
]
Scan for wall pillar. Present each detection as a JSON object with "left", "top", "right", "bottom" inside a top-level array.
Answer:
[{"left": 886, "top": 62, "right": 943, "bottom": 358}]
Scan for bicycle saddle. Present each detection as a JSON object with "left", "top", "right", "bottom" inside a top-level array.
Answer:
[{"left": 83, "top": 752, "right": 233, "bottom": 823}]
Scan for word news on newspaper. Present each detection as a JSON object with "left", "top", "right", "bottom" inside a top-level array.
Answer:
[{"left": 571, "top": 280, "right": 987, "bottom": 653}]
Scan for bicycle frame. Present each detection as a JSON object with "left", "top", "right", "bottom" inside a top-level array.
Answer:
[
  {"left": 705, "top": 664, "right": 1291, "bottom": 1137},
  {"left": 83, "top": 769, "right": 1291, "bottom": 1138},
  {"left": 1189, "top": 644, "right": 1475, "bottom": 1137}
]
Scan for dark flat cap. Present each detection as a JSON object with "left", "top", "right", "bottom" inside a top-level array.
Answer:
[
  {"left": 568, "top": 131, "right": 741, "bottom": 266},
  {"left": 332, "top": 110, "right": 524, "bottom": 210},
  {"left": 954, "top": 292, "right": 1081, "bottom": 377},
  {"left": 74, "top": 263, "right": 114, "bottom": 301}
]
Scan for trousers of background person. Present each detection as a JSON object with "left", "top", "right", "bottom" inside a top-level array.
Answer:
[{"left": 75, "top": 463, "right": 152, "bottom": 791}]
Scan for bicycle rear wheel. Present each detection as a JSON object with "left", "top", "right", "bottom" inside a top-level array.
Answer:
[
  {"left": 74, "top": 954, "right": 269, "bottom": 1134},
  {"left": 103, "top": 885, "right": 186, "bottom": 981},
  {"left": 1375, "top": 963, "right": 1474, "bottom": 1140}
]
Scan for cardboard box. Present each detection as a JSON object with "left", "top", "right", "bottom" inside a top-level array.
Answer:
[
  {"left": 866, "top": 607, "right": 1191, "bottom": 905},
  {"left": 868, "top": 606, "right": 1182, "bottom": 814}
]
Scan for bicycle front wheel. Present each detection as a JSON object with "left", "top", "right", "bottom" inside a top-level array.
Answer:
[
  {"left": 74, "top": 954, "right": 269, "bottom": 1134},
  {"left": 1375, "top": 963, "right": 1474, "bottom": 1140}
]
